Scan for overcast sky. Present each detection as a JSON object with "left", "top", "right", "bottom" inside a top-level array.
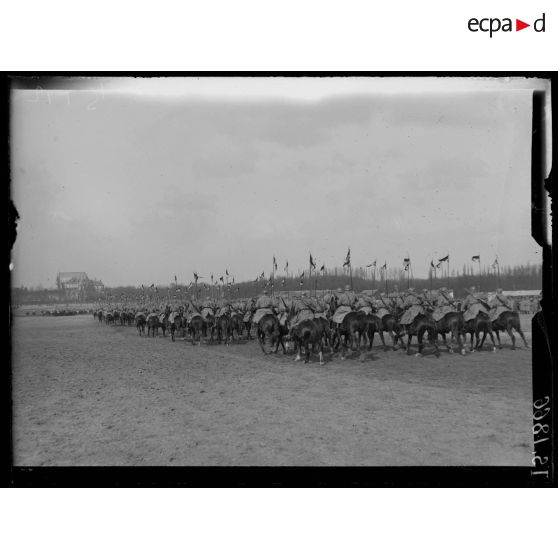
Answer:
[{"left": 10, "top": 77, "right": 542, "bottom": 288}]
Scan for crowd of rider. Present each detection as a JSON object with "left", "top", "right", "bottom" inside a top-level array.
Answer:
[{"left": 98, "top": 284, "right": 529, "bottom": 335}]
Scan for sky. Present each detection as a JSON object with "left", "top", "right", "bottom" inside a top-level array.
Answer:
[{"left": 10, "top": 77, "right": 544, "bottom": 288}]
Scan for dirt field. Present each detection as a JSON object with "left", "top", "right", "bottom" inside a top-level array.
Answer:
[{"left": 11, "top": 315, "right": 533, "bottom": 466}]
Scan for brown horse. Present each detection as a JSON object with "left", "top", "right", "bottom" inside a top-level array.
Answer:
[
  {"left": 257, "top": 313, "right": 286, "bottom": 355},
  {"left": 492, "top": 311, "right": 529, "bottom": 350},
  {"left": 464, "top": 312, "right": 497, "bottom": 352},
  {"left": 292, "top": 318, "right": 325, "bottom": 364},
  {"left": 189, "top": 315, "right": 205, "bottom": 345}
]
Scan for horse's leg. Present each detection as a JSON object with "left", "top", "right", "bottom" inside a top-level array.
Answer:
[
  {"left": 495, "top": 330, "right": 502, "bottom": 349},
  {"left": 304, "top": 336, "right": 311, "bottom": 364},
  {"left": 507, "top": 326, "right": 516, "bottom": 350},
  {"left": 258, "top": 329, "right": 268, "bottom": 355},
  {"left": 517, "top": 326, "right": 529, "bottom": 348},
  {"left": 455, "top": 326, "right": 465, "bottom": 355},
  {"left": 432, "top": 328, "right": 440, "bottom": 357},
  {"left": 441, "top": 332, "right": 452, "bottom": 353},
  {"left": 318, "top": 340, "right": 324, "bottom": 365},
  {"left": 406, "top": 333, "right": 413, "bottom": 355}
]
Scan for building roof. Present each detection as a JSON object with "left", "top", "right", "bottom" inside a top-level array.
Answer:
[{"left": 58, "top": 272, "right": 88, "bottom": 283}]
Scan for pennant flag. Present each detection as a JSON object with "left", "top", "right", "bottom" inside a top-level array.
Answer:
[
  {"left": 284, "top": 261, "right": 289, "bottom": 273},
  {"left": 253, "top": 277, "right": 258, "bottom": 284},
  {"left": 430, "top": 260, "right": 435, "bottom": 269},
  {"left": 320, "top": 264, "right": 325, "bottom": 272},
  {"left": 193, "top": 272, "right": 199, "bottom": 282},
  {"left": 220, "top": 276, "right": 224, "bottom": 283},
  {"left": 273, "top": 256, "right": 277, "bottom": 271},
  {"left": 141, "top": 284, "right": 145, "bottom": 290},
  {"left": 226, "top": 269, "right": 229, "bottom": 276},
  {"left": 472, "top": 255, "right": 480, "bottom": 262},
  {"left": 403, "top": 257, "right": 410, "bottom": 271},
  {"left": 343, "top": 248, "right": 351, "bottom": 267},
  {"left": 174, "top": 275, "right": 177, "bottom": 283},
  {"left": 381, "top": 262, "right": 387, "bottom": 270},
  {"left": 492, "top": 258, "right": 499, "bottom": 268},
  {"left": 260, "top": 271, "right": 265, "bottom": 280},
  {"left": 310, "top": 253, "right": 316, "bottom": 270},
  {"left": 299, "top": 270, "right": 305, "bottom": 285},
  {"left": 150, "top": 283, "right": 155, "bottom": 290},
  {"left": 232, "top": 277, "right": 235, "bottom": 284},
  {"left": 366, "top": 261, "right": 376, "bottom": 268},
  {"left": 438, "top": 255, "right": 449, "bottom": 263},
  {"left": 281, "top": 278, "right": 286, "bottom": 286}
]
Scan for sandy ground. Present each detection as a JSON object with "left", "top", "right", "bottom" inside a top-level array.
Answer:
[{"left": 11, "top": 314, "right": 533, "bottom": 466}]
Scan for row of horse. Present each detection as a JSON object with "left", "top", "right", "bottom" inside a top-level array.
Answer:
[{"left": 94, "top": 305, "right": 529, "bottom": 364}]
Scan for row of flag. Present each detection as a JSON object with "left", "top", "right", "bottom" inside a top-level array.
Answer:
[{"left": 136, "top": 252, "right": 501, "bottom": 294}]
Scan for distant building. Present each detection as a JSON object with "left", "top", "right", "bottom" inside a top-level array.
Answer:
[{"left": 56, "top": 272, "right": 104, "bottom": 301}]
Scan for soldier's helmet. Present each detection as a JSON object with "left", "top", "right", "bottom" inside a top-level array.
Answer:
[
  {"left": 263, "top": 289, "right": 268, "bottom": 295},
  {"left": 440, "top": 286, "right": 447, "bottom": 292},
  {"left": 408, "top": 287, "right": 415, "bottom": 293},
  {"left": 337, "top": 287, "right": 342, "bottom": 293},
  {"left": 344, "top": 285, "right": 351, "bottom": 291},
  {"left": 470, "top": 286, "right": 477, "bottom": 292},
  {"left": 496, "top": 288, "right": 503, "bottom": 294},
  {"left": 206, "top": 296, "right": 210, "bottom": 300}
]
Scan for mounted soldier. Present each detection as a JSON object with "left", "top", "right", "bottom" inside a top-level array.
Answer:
[
  {"left": 332, "top": 285, "right": 356, "bottom": 325},
  {"left": 432, "top": 287, "right": 456, "bottom": 322},
  {"left": 462, "top": 286, "right": 489, "bottom": 322},
  {"left": 252, "top": 289, "right": 274, "bottom": 325},
  {"left": 489, "top": 288, "right": 512, "bottom": 322},
  {"left": 399, "top": 287, "right": 426, "bottom": 329}
]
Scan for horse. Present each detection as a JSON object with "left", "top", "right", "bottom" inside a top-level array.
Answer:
[
  {"left": 189, "top": 315, "right": 205, "bottom": 345},
  {"left": 313, "top": 316, "right": 332, "bottom": 349},
  {"left": 464, "top": 312, "right": 497, "bottom": 352},
  {"left": 135, "top": 313, "right": 146, "bottom": 336},
  {"left": 230, "top": 312, "right": 244, "bottom": 342},
  {"left": 158, "top": 311, "right": 170, "bottom": 337},
  {"left": 169, "top": 312, "right": 184, "bottom": 342},
  {"left": 402, "top": 314, "right": 440, "bottom": 357},
  {"left": 257, "top": 313, "right": 287, "bottom": 355},
  {"left": 146, "top": 314, "right": 160, "bottom": 337},
  {"left": 104, "top": 312, "right": 114, "bottom": 325},
  {"left": 243, "top": 303, "right": 256, "bottom": 339},
  {"left": 491, "top": 311, "right": 529, "bottom": 350},
  {"left": 291, "top": 318, "right": 325, "bottom": 364},
  {"left": 433, "top": 311, "right": 466, "bottom": 355},
  {"left": 215, "top": 314, "right": 233, "bottom": 345},
  {"left": 361, "top": 313, "right": 388, "bottom": 352},
  {"left": 331, "top": 311, "right": 366, "bottom": 359},
  {"left": 97, "top": 310, "right": 103, "bottom": 323},
  {"left": 113, "top": 310, "right": 121, "bottom": 325}
]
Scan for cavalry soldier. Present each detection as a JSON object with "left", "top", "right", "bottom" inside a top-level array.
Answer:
[
  {"left": 489, "top": 288, "right": 512, "bottom": 322},
  {"left": 312, "top": 295, "right": 329, "bottom": 319},
  {"left": 432, "top": 287, "right": 456, "bottom": 322},
  {"left": 332, "top": 285, "right": 356, "bottom": 325},
  {"left": 290, "top": 293, "right": 314, "bottom": 328},
  {"left": 355, "top": 292, "right": 374, "bottom": 314},
  {"left": 374, "top": 292, "right": 392, "bottom": 319},
  {"left": 215, "top": 297, "right": 231, "bottom": 318},
  {"left": 399, "top": 287, "right": 426, "bottom": 328},
  {"left": 252, "top": 289, "right": 274, "bottom": 324},
  {"left": 462, "top": 286, "right": 489, "bottom": 321},
  {"left": 200, "top": 296, "right": 214, "bottom": 320},
  {"left": 276, "top": 295, "right": 291, "bottom": 326}
]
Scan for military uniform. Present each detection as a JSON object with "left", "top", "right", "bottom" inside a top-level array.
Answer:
[
  {"left": 332, "top": 289, "right": 356, "bottom": 324},
  {"left": 489, "top": 291, "right": 512, "bottom": 321},
  {"left": 373, "top": 294, "right": 391, "bottom": 319},
  {"left": 462, "top": 290, "right": 488, "bottom": 321},
  {"left": 399, "top": 290, "right": 425, "bottom": 325},
  {"left": 252, "top": 293, "right": 274, "bottom": 324},
  {"left": 291, "top": 296, "right": 314, "bottom": 327},
  {"left": 355, "top": 294, "right": 374, "bottom": 315},
  {"left": 432, "top": 289, "right": 454, "bottom": 322}
]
